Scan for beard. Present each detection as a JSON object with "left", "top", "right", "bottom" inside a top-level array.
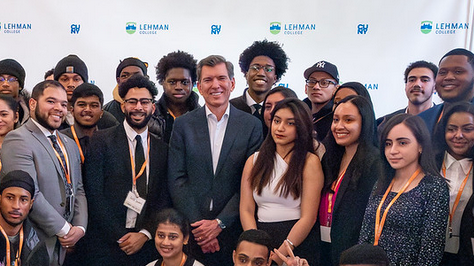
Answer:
[
  {"left": 35, "top": 107, "right": 60, "bottom": 131},
  {"left": 124, "top": 110, "right": 153, "bottom": 131},
  {"left": 0, "top": 210, "right": 24, "bottom": 228}
]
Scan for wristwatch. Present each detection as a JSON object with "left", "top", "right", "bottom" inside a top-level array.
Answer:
[{"left": 216, "top": 218, "right": 226, "bottom": 229}]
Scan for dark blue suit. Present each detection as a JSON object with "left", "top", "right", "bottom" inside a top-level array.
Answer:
[{"left": 168, "top": 105, "right": 263, "bottom": 266}]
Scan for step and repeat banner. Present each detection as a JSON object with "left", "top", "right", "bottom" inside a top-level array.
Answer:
[{"left": 1, "top": 0, "right": 473, "bottom": 117}]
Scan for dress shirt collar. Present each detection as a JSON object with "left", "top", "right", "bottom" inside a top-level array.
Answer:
[
  {"left": 123, "top": 120, "right": 148, "bottom": 143},
  {"left": 31, "top": 118, "right": 58, "bottom": 138},
  {"left": 445, "top": 151, "right": 473, "bottom": 175},
  {"left": 205, "top": 103, "right": 230, "bottom": 121}
]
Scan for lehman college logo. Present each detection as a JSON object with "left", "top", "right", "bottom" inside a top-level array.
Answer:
[
  {"left": 421, "top": 21, "right": 432, "bottom": 34},
  {"left": 270, "top": 22, "right": 281, "bottom": 35},
  {"left": 126, "top": 22, "right": 137, "bottom": 34}
]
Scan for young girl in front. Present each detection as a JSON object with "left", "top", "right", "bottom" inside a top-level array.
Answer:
[{"left": 147, "top": 209, "right": 205, "bottom": 266}]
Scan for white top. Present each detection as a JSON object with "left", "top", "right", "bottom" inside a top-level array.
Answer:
[
  {"left": 442, "top": 152, "right": 473, "bottom": 253},
  {"left": 146, "top": 259, "right": 205, "bottom": 266},
  {"left": 253, "top": 152, "right": 301, "bottom": 222}
]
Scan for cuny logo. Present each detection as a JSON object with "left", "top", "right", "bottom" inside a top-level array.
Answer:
[
  {"left": 421, "top": 21, "right": 432, "bottom": 34},
  {"left": 270, "top": 22, "right": 281, "bottom": 35},
  {"left": 126, "top": 22, "right": 137, "bottom": 34}
]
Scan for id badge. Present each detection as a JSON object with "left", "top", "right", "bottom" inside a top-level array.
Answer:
[
  {"left": 320, "top": 225, "right": 331, "bottom": 243},
  {"left": 123, "top": 191, "right": 146, "bottom": 214}
]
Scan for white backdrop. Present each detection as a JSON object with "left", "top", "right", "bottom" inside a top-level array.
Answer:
[{"left": 1, "top": 0, "right": 473, "bottom": 117}]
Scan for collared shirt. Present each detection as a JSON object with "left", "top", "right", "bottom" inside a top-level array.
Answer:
[
  {"left": 245, "top": 89, "right": 260, "bottom": 114},
  {"left": 443, "top": 152, "right": 473, "bottom": 253},
  {"left": 205, "top": 104, "right": 230, "bottom": 174},
  {"left": 123, "top": 120, "right": 151, "bottom": 239}
]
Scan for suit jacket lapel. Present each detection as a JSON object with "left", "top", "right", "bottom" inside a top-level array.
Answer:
[
  {"left": 214, "top": 106, "right": 238, "bottom": 177},
  {"left": 26, "top": 121, "right": 64, "bottom": 180},
  {"left": 195, "top": 108, "right": 214, "bottom": 176},
  {"left": 333, "top": 171, "right": 350, "bottom": 213}
]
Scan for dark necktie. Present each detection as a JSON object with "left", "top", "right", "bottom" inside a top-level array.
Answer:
[
  {"left": 253, "top": 104, "right": 262, "bottom": 119},
  {"left": 135, "top": 135, "right": 147, "bottom": 197},
  {"left": 48, "top": 135, "right": 73, "bottom": 219}
]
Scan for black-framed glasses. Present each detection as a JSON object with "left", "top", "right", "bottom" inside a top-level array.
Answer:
[
  {"left": 249, "top": 65, "right": 275, "bottom": 73},
  {"left": 305, "top": 79, "right": 336, "bottom": 88},
  {"left": 166, "top": 79, "right": 191, "bottom": 86},
  {"left": 123, "top": 98, "right": 154, "bottom": 106},
  {"left": 0, "top": 76, "right": 18, "bottom": 83}
]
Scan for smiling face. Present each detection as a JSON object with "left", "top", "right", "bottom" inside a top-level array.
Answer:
[
  {"left": 72, "top": 95, "right": 103, "bottom": 128},
  {"left": 245, "top": 56, "right": 277, "bottom": 98},
  {"left": 331, "top": 101, "right": 362, "bottom": 149},
  {"left": 154, "top": 222, "right": 188, "bottom": 262},
  {"left": 0, "top": 187, "right": 33, "bottom": 228},
  {"left": 384, "top": 123, "right": 422, "bottom": 171},
  {"left": 405, "top": 67, "right": 436, "bottom": 105},
  {"left": 162, "top": 68, "right": 193, "bottom": 105},
  {"left": 30, "top": 86, "right": 68, "bottom": 132},
  {"left": 445, "top": 111, "right": 474, "bottom": 160},
  {"left": 0, "top": 99, "right": 18, "bottom": 137},
  {"left": 436, "top": 55, "right": 474, "bottom": 102},
  {"left": 197, "top": 63, "right": 235, "bottom": 111},
  {"left": 121, "top": 87, "right": 156, "bottom": 132}
]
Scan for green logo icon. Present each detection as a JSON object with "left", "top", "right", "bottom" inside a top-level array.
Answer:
[
  {"left": 126, "top": 22, "right": 137, "bottom": 34},
  {"left": 421, "top": 21, "right": 432, "bottom": 34},
  {"left": 270, "top": 22, "right": 281, "bottom": 35}
]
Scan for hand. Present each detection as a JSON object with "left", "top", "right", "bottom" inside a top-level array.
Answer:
[
  {"left": 58, "top": 226, "right": 85, "bottom": 248},
  {"left": 191, "top": 219, "right": 222, "bottom": 246},
  {"left": 118, "top": 232, "right": 148, "bottom": 256},
  {"left": 273, "top": 241, "right": 309, "bottom": 266},
  {"left": 200, "top": 238, "right": 220, "bottom": 253}
]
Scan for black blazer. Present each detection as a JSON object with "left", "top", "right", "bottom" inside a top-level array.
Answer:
[
  {"left": 83, "top": 124, "right": 170, "bottom": 264},
  {"left": 321, "top": 146, "right": 382, "bottom": 265}
]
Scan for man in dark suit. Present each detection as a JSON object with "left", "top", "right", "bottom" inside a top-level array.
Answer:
[
  {"left": 83, "top": 75, "right": 169, "bottom": 265},
  {"left": 419, "top": 48, "right": 474, "bottom": 132},
  {"left": 1, "top": 80, "right": 87, "bottom": 265},
  {"left": 168, "top": 55, "right": 263, "bottom": 266},
  {"left": 230, "top": 40, "right": 289, "bottom": 126}
]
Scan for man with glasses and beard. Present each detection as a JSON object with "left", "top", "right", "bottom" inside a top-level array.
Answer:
[{"left": 83, "top": 75, "right": 169, "bottom": 265}]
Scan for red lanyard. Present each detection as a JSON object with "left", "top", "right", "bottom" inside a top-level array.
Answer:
[
  {"left": 51, "top": 135, "right": 71, "bottom": 185},
  {"left": 0, "top": 225, "right": 23, "bottom": 266},
  {"left": 70, "top": 125, "right": 85, "bottom": 164},
  {"left": 374, "top": 168, "right": 421, "bottom": 245},
  {"left": 327, "top": 169, "right": 346, "bottom": 215},
  {"left": 442, "top": 159, "right": 472, "bottom": 237},
  {"left": 128, "top": 134, "right": 150, "bottom": 197}
]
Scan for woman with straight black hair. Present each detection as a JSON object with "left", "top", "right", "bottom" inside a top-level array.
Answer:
[
  {"left": 319, "top": 95, "right": 382, "bottom": 266},
  {"left": 359, "top": 113, "right": 449, "bottom": 265},
  {"left": 240, "top": 98, "right": 323, "bottom": 266}
]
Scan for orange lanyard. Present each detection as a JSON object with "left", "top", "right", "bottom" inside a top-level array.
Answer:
[
  {"left": 160, "top": 253, "right": 186, "bottom": 266},
  {"left": 327, "top": 169, "right": 346, "bottom": 215},
  {"left": 51, "top": 134, "right": 71, "bottom": 185},
  {"left": 168, "top": 109, "right": 177, "bottom": 119},
  {"left": 442, "top": 159, "right": 472, "bottom": 236},
  {"left": 374, "top": 168, "right": 421, "bottom": 245},
  {"left": 70, "top": 125, "right": 85, "bottom": 164},
  {"left": 0, "top": 225, "right": 23, "bottom": 266},
  {"left": 128, "top": 134, "right": 150, "bottom": 197}
]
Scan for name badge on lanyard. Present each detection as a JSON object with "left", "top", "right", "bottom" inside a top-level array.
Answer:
[{"left": 123, "top": 191, "right": 146, "bottom": 214}]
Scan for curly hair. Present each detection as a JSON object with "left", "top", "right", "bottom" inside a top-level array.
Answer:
[
  {"left": 239, "top": 40, "right": 289, "bottom": 80},
  {"left": 155, "top": 50, "right": 197, "bottom": 84}
]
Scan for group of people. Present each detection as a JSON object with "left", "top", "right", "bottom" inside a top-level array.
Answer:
[{"left": 0, "top": 40, "right": 473, "bottom": 266}]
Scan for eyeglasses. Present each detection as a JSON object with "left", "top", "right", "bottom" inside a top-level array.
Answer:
[
  {"left": 305, "top": 79, "right": 336, "bottom": 88},
  {"left": 166, "top": 79, "right": 191, "bottom": 86},
  {"left": 249, "top": 65, "right": 275, "bottom": 73},
  {"left": 0, "top": 76, "right": 18, "bottom": 83},
  {"left": 123, "top": 98, "right": 154, "bottom": 106}
]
